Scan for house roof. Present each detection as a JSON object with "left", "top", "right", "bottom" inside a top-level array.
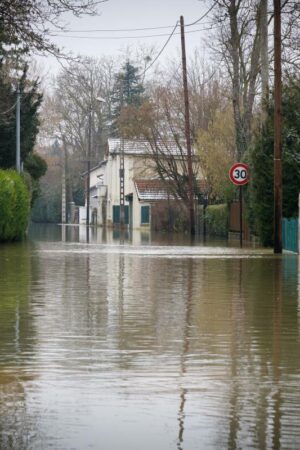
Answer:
[
  {"left": 108, "top": 138, "right": 192, "bottom": 157},
  {"left": 90, "top": 160, "right": 107, "bottom": 172},
  {"left": 109, "top": 138, "right": 148, "bottom": 155},
  {"left": 134, "top": 179, "right": 177, "bottom": 201},
  {"left": 81, "top": 160, "right": 107, "bottom": 177},
  {"left": 134, "top": 178, "right": 208, "bottom": 202}
]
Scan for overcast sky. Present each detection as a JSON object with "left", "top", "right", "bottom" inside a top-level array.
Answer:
[{"left": 40, "top": 0, "right": 213, "bottom": 76}]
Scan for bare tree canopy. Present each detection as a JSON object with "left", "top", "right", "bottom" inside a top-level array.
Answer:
[
  {"left": 206, "top": 0, "right": 300, "bottom": 158},
  {"left": 0, "top": 0, "right": 107, "bottom": 56}
]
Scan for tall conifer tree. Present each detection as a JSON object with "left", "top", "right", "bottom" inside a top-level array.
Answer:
[{"left": 110, "top": 61, "right": 145, "bottom": 137}]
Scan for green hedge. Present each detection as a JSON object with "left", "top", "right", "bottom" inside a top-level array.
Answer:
[
  {"left": 205, "top": 204, "right": 229, "bottom": 237},
  {"left": 0, "top": 170, "right": 30, "bottom": 242}
]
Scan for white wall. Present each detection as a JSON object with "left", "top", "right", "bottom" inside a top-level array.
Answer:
[
  {"left": 106, "top": 154, "right": 135, "bottom": 225},
  {"left": 79, "top": 206, "right": 93, "bottom": 225}
]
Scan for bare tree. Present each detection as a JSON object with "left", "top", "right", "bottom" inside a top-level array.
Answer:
[
  {"left": 119, "top": 56, "right": 231, "bottom": 208},
  {"left": 207, "top": 0, "right": 266, "bottom": 158},
  {"left": 52, "top": 56, "right": 116, "bottom": 161},
  {"left": 0, "top": 0, "right": 108, "bottom": 57},
  {"left": 38, "top": 56, "right": 116, "bottom": 208},
  {"left": 281, "top": 1, "right": 300, "bottom": 72},
  {"left": 206, "top": 0, "right": 300, "bottom": 157},
  {"left": 197, "top": 104, "right": 236, "bottom": 202},
  {"left": 119, "top": 84, "right": 201, "bottom": 208}
]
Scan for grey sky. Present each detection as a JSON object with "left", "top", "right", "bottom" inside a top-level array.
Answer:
[{"left": 41, "top": 0, "right": 212, "bottom": 75}]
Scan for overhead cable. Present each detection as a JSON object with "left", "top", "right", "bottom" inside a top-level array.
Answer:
[
  {"left": 140, "top": 22, "right": 179, "bottom": 77},
  {"left": 50, "top": 21, "right": 213, "bottom": 34},
  {"left": 49, "top": 4, "right": 216, "bottom": 35},
  {"left": 52, "top": 25, "right": 216, "bottom": 40},
  {"left": 186, "top": 3, "right": 216, "bottom": 27}
]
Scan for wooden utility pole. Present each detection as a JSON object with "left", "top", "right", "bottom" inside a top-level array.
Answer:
[
  {"left": 273, "top": 0, "right": 282, "bottom": 253},
  {"left": 180, "top": 15, "right": 195, "bottom": 236},
  {"left": 260, "top": 0, "right": 269, "bottom": 120}
]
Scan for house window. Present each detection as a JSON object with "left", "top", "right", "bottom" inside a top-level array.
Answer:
[
  {"left": 141, "top": 205, "right": 150, "bottom": 224},
  {"left": 113, "top": 205, "right": 129, "bottom": 224}
]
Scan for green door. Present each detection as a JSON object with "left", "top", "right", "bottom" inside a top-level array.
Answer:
[
  {"left": 113, "top": 205, "right": 129, "bottom": 224},
  {"left": 282, "top": 218, "right": 298, "bottom": 253}
]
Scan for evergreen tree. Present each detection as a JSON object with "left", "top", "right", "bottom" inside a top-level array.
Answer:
[
  {"left": 110, "top": 61, "right": 145, "bottom": 137},
  {"left": 248, "top": 78, "right": 300, "bottom": 246},
  {"left": 0, "top": 63, "right": 43, "bottom": 169}
]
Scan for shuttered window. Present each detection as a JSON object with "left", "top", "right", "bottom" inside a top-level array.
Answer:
[{"left": 141, "top": 206, "right": 150, "bottom": 224}]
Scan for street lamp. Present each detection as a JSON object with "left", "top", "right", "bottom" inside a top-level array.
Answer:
[{"left": 16, "top": 84, "right": 21, "bottom": 173}]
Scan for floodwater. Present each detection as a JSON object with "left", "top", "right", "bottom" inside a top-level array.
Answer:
[{"left": 0, "top": 224, "right": 300, "bottom": 450}]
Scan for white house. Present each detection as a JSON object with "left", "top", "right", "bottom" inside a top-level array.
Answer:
[
  {"left": 102, "top": 138, "right": 157, "bottom": 229},
  {"left": 83, "top": 138, "right": 204, "bottom": 230},
  {"left": 79, "top": 160, "right": 107, "bottom": 225}
]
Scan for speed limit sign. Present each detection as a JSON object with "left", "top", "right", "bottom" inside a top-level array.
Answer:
[{"left": 229, "top": 163, "right": 249, "bottom": 186}]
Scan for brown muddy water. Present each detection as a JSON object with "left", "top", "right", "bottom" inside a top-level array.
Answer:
[{"left": 0, "top": 224, "right": 299, "bottom": 450}]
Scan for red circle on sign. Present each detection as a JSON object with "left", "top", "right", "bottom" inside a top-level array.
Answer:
[{"left": 229, "top": 163, "right": 249, "bottom": 185}]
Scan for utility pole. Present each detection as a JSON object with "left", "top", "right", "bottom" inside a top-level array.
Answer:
[
  {"left": 260, "top": 0, "right": 269, "bottom": 121},
  {"left": 180, "top": 15, "right": 195, "bottom": 236},
  {"left": 119, "top": 137, "right": 125, "bottom": 228},
  {"left": 119, "top": 78, "right": 125, "bottom": 230},
  {"left": 86, "top": 106, "right": 92, "bottom": 230},
  {"left": 273, "top": 0, "right": 282, "bottom": 253},
  {"left": 61, "top": 138, "right": 67, "bottom": 224},
  {"left": 16, "top": 84, "right": 21, "bottom": 173}
]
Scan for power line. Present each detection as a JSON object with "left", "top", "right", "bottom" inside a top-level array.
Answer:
[
  {"left": 140, "top": 22, "right": 179, "bottom": 77},
  {"left": 49, "top": 4, "right": 216, "bottom": 35},
  {"left": 52, "top": 25, "right": 217, "bottom": 40},
  {"left": 49, "top": 21, "right": 213, "bottom": 34},
  {"left": 186, "top": 3, "right": 216, "bottom": 27},
  {"left": 50, "top": 4, "right": 217, "bottom": 80}
]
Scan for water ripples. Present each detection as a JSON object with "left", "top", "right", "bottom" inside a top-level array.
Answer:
[{"left": 0, "top": 233, "right": 299, "bottom": 449}]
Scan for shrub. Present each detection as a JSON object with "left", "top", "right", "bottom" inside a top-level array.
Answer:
[
  {"left": 30, "top": 181, "right": 61, "bottom": 223},
  {"left": 205, "top": 204, "right": 229, "bottom": 236},
  {"left": 0, "top": 170, "right": 30, "bottom": 241},
  {"left": 24, "top": 153, "right": 47, "bottom": 180},
  {"left": 248, "top": 78, "right": 300, "bottom": 246}
]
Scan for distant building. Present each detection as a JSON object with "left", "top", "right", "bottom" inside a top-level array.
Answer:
[{"left": 82, "top": 138, "right": 204, "bottom": 230}]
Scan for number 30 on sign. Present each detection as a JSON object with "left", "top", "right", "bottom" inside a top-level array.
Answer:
[{"left": 229, "top": 163, "right": 249, "bottom": 186}]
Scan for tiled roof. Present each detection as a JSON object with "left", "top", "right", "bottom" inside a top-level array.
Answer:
[
  {"left": 108, "top": 138, "right": 149, "bottom": 155},
  {"left": 135, "top": 179, "right": 208, "bottom": 202},
  {"left": 108, "top": 138, "right": 191, "bottom": 156},
  {"left": 134, "top": 179, "right": 177, "bottom": 201}
]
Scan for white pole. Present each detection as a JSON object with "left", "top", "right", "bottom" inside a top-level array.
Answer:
[
  {"left": 16, "top": 84, "right": 21, "bottom": 172},
  {"left": 298, "top": 193, "right": 300, "bottom": 254},
  {"left": 61, "top": 147, "right": 66, "bottom": 224}
]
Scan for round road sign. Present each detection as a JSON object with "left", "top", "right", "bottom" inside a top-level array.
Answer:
[{"left": 229, "top": 163, "right": 249, "bottom": 185}]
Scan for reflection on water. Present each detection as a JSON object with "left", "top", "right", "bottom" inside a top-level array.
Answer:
[{"left": 0, "top": 224, "right": 300, "bottom": 449}]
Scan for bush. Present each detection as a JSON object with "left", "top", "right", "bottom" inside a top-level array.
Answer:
[
  {"left": 0, "top": 170, "right": 30, "bottom": 241},
  {"left": 248, "top": 78, "right": 300, "bottom": 246},
  {"left": 30, "top": 181, "right": 61, "bottom": 223},
  {"left": 24, "top": 152, "right": 47, "bottom": 180},
  {"left": 205, "top": 204, "right": 229, "bottom": 236}
]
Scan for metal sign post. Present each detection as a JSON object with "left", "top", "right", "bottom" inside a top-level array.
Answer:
[{"left": 229, "top": 163, "right": 250, "bottom": 248}]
